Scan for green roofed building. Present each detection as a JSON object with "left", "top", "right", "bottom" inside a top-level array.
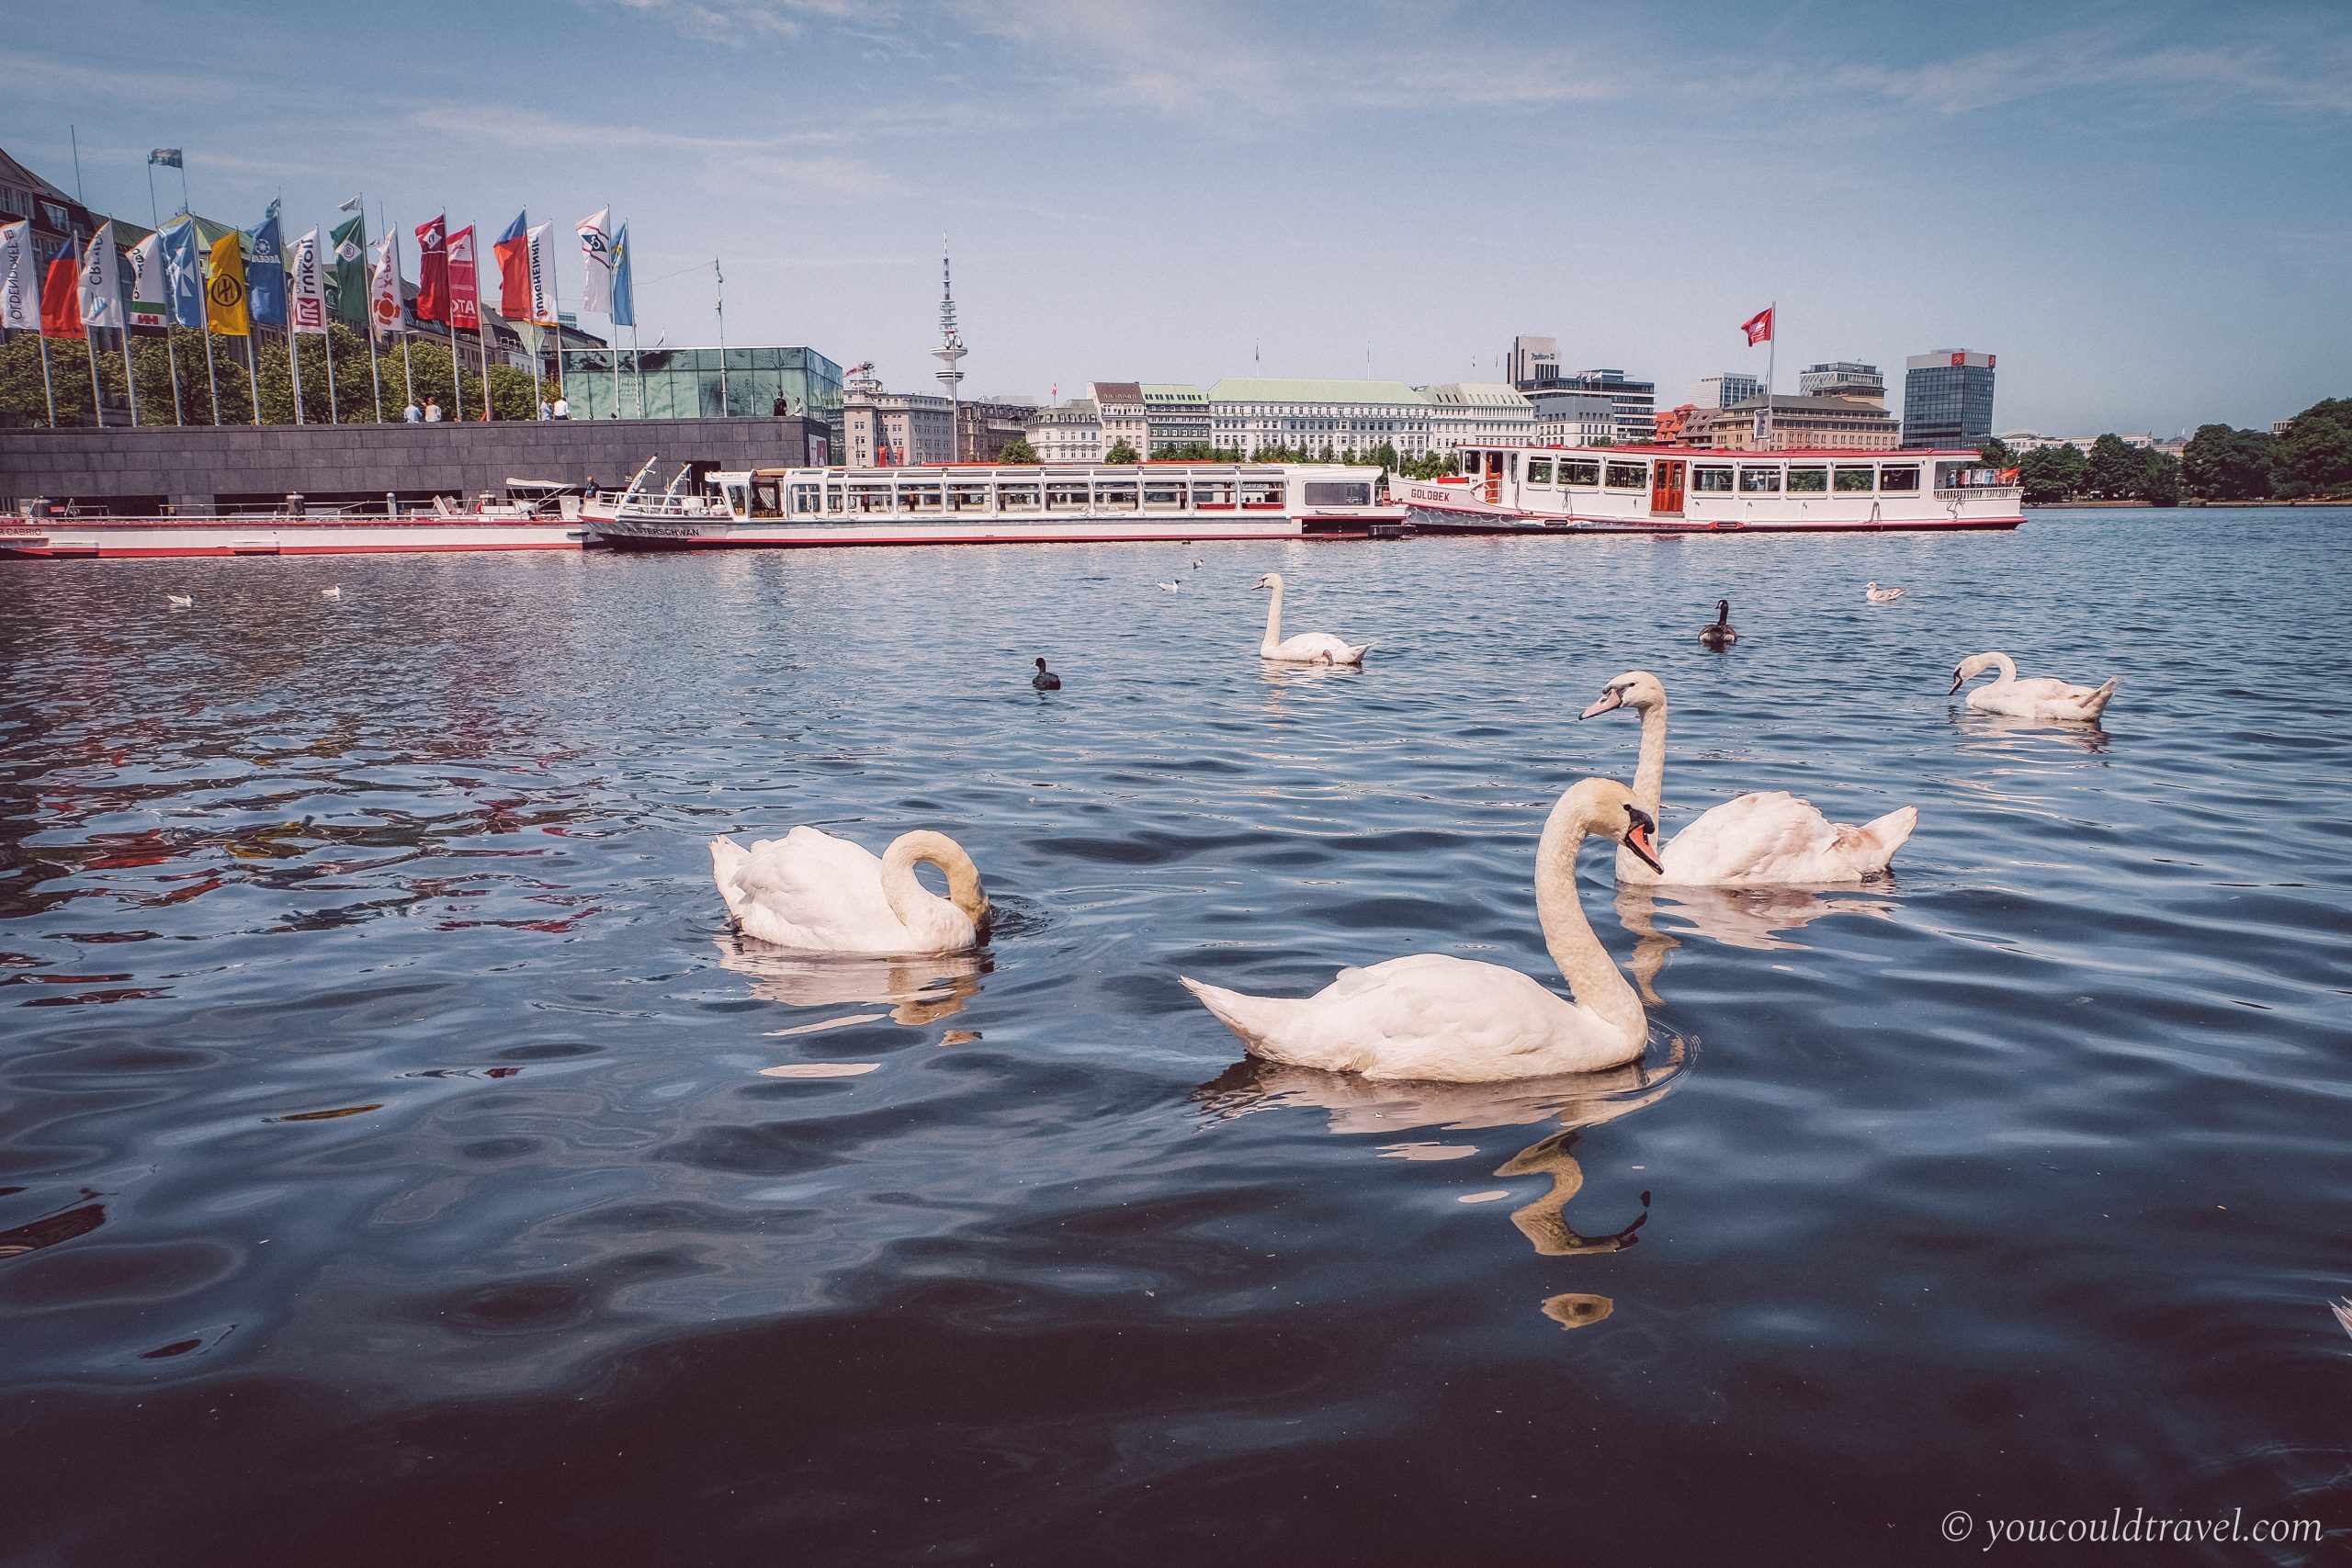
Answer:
[{"left": 1207, "top": 378, "right": 1433, "bottom": 457}]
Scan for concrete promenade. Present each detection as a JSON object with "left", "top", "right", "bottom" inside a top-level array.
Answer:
[{"left": 0, "top": 416, "right": 818, "bottom": 513}]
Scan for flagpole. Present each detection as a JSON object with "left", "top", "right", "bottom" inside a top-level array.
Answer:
[
  {"left": 144, "top": 171, "right": 186, "bottom": 426},
  {"left": 121, "top": 325, "right": 141, "bottom": 428},
  {"left": 713, "top": 256, "right": 728, "bottom": 413},
  {"left": 1764, "top": 299, "right": 1778, "bottom": 450},
  {"left": 75, "top": 238, "right": 105, "bottom": 426},
  {"left": 288, "top": 318, "right": 305, "bottom": 423},
  {"left": 38, "top": 333, "right": 56, "bottom": 428},
  {"left": 322, "top": 316, "right": 339, "bottom": 424},
  {"left": 202, "top": 321, "right": 220, "bottom": 425},
  {"left": 632, "top": 323, "right": 644, "bottom": 417}
]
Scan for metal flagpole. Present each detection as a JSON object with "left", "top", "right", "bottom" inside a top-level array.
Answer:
[
  {"left": 633, "top": 324, "right": 644, "bottom": 417},
  {"left": 76, "top": 238, "right": 105, "bottom": 425},
  {"left": 1763, "top": 299, "right": 1778, "bottom": 449},
  {"left": 144, "top": 174, "right": 185, "bottom": 425},
  {"left": 245, "top": 333, "right": 261, "bottom": 423},
  {"left": 121, "top": 325, "right": 141, "bottom": 427},
  {"left": 713, "top": 257, "right": 727, "bottom": 413},
  {"left": 37, "top": 333, "right": 56, "bottom": 428},
  {"left": 322, "top": 315, "right": 339, "bottom": 424},
  {"left": 548, "top": 227, "right": 562, "bottom": 411},
  {"left": 288, "top": 319, "right": 304, "bottom": 423}
]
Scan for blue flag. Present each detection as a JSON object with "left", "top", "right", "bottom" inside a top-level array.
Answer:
[
  {"left": 609, "top": 223, "right": 634, "bottom": 329},
  {"left": 160, "top": 218, "right": 205, "bottom": 328},
  {"left": 246, "top": 213, "right": 287, "bottom": 328}
]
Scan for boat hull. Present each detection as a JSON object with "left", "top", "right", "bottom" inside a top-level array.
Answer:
[
  {"left": 1402, "top": 501, "right": 2023, "bottom": 536},
  {"left": 581, "top": 511, "right": 1404, "bottom": 550},
  {"left": 0, "top": 518, "right": 583, "bottom": 558}
]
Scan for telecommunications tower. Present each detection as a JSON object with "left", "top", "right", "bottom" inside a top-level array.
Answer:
[{"left": 933, "top": 233, "right": 967, "bottom": 459}]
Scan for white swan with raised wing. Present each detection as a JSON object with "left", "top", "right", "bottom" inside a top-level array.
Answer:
[
  {"left": 1180, "top": 778, "right": 1660, "bottom": 1081},
  {"left": 710, "top": 827, "right": 989, "bottom": 953},
  {"left": 1950, "top": 651, "right": 2118, "bottom": 721},
  {"left": 1583, "top": 670, "right": 1917, "bottom": 886},
  {"left": 1255, "top": 572, "right": 1372, "bottom": 665}
]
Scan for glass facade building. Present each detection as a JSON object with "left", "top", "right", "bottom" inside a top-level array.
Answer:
[
  {"left": 1901, "top": 352, "right": 1996, "bottom": 448},
  {"left": 562, "top": 345, "right": 844, "bottom": 427}
]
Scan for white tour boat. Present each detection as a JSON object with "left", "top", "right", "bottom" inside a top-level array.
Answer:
[
  {"left": 0, "top": 482, "right": 588, "bottom": 559},
  {"left": 579, "top": 458, "right": 1408, "bottom": 549},
  {"left": 1394, "top": 446, "right": 2024, "bottom": 535}
]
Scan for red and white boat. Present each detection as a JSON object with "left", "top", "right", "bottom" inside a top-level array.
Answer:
[
  {"left": 581, "top": 458, "right": 1407, "bottom": 549},
  {"left": 0, "top": 483, "right": 587, "bottom": 559},
  {"left": 1395, "top": 446, "right": 2023, "bottom": 534}
]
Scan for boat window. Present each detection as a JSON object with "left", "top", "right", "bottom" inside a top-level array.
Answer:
[
  {"left": 950, "top": 483, "right": 990, "bottom": 511},
  {"left": 1046, "top": 480, "right": 1091, "bottom": 510},
  {"left": 750, "top": 480, "right": 784, "bottom": 518},
  {"left": 1833, "top": 465, "right": 1876, "bottom": 492},
  {"left": 789, "top": 483, "right": 821, "bottom": 515},
  {"left": 1193, "top": 480, "right": 1236, "bottom": 507},
  {"left": 1604, "top": 461, "right": 1648, "bottom": 491},
  {"left": 1526, "top": 457, "right": 1554, "bottom": 484},
  {"left": 1241, "top": 479, "right": 1284, "bottom": 508},
  {"left": 1936, "top": 461, "right": 2007, "bottom": 490},
  {"left": 1785, "top": 466, "right": 1827, "bottom": 493},
  {"left": 1738, "top": 466, "right": 1781, "bottom": 494},
  {"left": 1096, "top": 483, "right": 1138, "bottom": 511},
  {"left": 1879, "top": 465, "right": 1921, "bottom": 493},
  {"left": 1143, "top": 483, "right": 1184, "bottom": 508},
  {"left": 1693, "top": 466, "right": 1735, "bottom": 493},
  {"left": 1560, "top": 460, "right": 1602, "bottom": 489},
  {"left": 825, "top": 487, "right": 844, "bottom": 513},
  {"left": 849, "top": 484, "right": 892, "bottom": 513},
  {"left": 999, "top": 484, "right": 1040, "bottom": 512},
  {"left": 1303, "top": 481, "right": 1372, "bottom": 506},
  {"left": 900, "top": 484, "right": 945, "bottom": 513},
  {"left": 723, "top": 484, "right": 748, "bottom": 516}
]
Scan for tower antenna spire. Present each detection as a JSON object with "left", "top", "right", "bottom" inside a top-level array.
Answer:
[{"left": 933, "top": 231, "right": 967, "bottom": 460}]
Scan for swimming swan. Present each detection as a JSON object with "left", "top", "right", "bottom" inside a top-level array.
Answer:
[
  {"left": 710, "top": 827, "right": 989, "bottom": 954},
  {"left": 1583, "top": 670, "right": 1917, "bottom": 886},
  {"left": 1179, "top": 778, "right": 1661, "bottom": 1081},
  {"left": 1699, "top": 600, "right": 1736, "bottom": 649},
  {"left": 166, "top": 593, "right": 193, "bottom": 609},
  {"left": 1950, "top": 651, "right": 2118, "bottom": 721},
  {"left": 1864, "top": 581, "right": 1905, "bottom": 604},
  {"left": 1256, "top": 572, "right": 1372, "bottom": 665}
]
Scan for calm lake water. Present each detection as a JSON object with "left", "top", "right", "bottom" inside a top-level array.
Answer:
[{"left": 4, "top": 509, "right": 2349, "bottom": 1564}]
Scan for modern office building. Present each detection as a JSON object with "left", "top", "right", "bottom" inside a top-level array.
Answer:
[
  {"left": 1686, "top": 395, "right": 1902, "bottom": 452},
  {"left": 566, "top": 345, "right": 843, "bottom": 427},
  {"left": 1560, "top": 369, "right": 1657, "bottom": 445},
  {"left": 1901, "top": 351, "right": 1996, "bottom": 448},
  {"left": 1506, "top": 335, "right": 1561, "bottom": 389},
  {"left": 1421, "top": 383, "right": 1536, "bottom": 451},
  {"left": 1207, "top": 378, "right": 1433, "bottom": 457},
  {"left": 1028, "top": 399, "right": 1104, "bottom": 462},
  {"left": 1690, "top": 373, "right": 1764, "bottom": 411},
  {"left": 1796, "top": 361, "right": 1887, "bottom": 403},
  {"left": 1529, "top": 389, "right": 1622, "bottom": 446},
  {"left": 1141, "top": 384, "right": 1214, "bottom": 452}
]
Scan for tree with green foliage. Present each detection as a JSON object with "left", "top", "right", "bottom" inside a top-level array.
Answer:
[
  {"left": 2179, "top": 423, "right": 2274, "bottom": 501},
  {"left": 2084, "top": 434, "right": 2145, "bottom": 499},
  {"left": 2275, "top": 400, "right": 2352, "bottom": 497},
  {"left": 995, "top": 434, "right": 1038, "bottom": 464},
  {"left": 1978, "top": 436, "right": 2020, "bottom": 468},
  {"left": 2017, "top": 444, "right": 2086, "bottom": 503},
  {"left": 1102, "top": 437, "right": 1140, "bottom": 465},
  {"left": 2134, "top": 448, "right": 2183, "bottom": 505}
]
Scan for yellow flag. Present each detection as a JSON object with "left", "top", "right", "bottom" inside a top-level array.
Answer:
[{"left": 205, "top": 230, "right": 251, "bottom": 336}]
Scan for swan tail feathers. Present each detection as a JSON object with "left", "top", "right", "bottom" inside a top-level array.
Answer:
[
  {"left": 2084, "top": 677, "right": 2120, "bottom": 717},
  {"left": 1180, "top": 976, "right": 1309, "bottom": 1055},
  {"left": 1343, "top": 642, "right": 1374, "bottom": 664},
  {"left": 1841, "top": 806, "right": 1917, "bottom": 873},
  {"left": 709, "top": 836, "right": 751, "bottom": 924}
]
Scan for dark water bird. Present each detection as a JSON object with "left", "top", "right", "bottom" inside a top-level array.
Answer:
[
  {"left": 1699, "top": 600, "right": 1736, "bottom": 649},
  {"left": 1031, "top": 658, "right": 1062, "bottom": 691}
]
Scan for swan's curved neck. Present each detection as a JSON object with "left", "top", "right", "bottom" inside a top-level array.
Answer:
[
  {"left": 1534, "top": 800, "right": 1645, "bottom": 1044},
  {"left": 882, "top": 831, "right": 989, "bottom": 929},
  {"left": 1985, "top": 652, "right": 2018, "bottom": 685},
  {"left": 1631, "top": 695, "right": 1668, "bottom": 819},
  {"left": 1261, "top": 582, "right": 1283, "bottom": 651}
]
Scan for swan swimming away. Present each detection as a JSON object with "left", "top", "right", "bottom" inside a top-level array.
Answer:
[
  {"left": 1583, "top": 670, "right": 1917, "bottom": 886},
  {"left": 1157, "top": 580, "right": 1181, "bottom": 592},
  {"left": 1699, "top": 600, "right": 1736, "bottom": 649},
  {"left": 1864, "top": 581, "right": 1905, "bottom": 604},
  {"left": 1951, "top": 651, "right": 2118, "bottom": 720},
  {"left": 711, "top": 827, "right": 990, "bottom": 954},
  {"left": 321, "top": 586, "right": 343, "bottom": 600},
  {"left": 166, "top": 593, "right": 193, "bottom": 609},
  {"left": 1255, "top": 572, "right": 1371, "bottom": 665},
  {"left": 1180, "top": 778, "right": 1661, "bottom": 1081},
  {"left": 1031, "top": 657, "right": 1061, "bottom": 691},
  {"left": 2334, "top": 1298, "right": 2352, "bottom": 1340}
]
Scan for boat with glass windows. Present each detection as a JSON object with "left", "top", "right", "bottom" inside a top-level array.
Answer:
[
  {"left": 579, "top": 459, "right": 1407, "bottom": 549},
  {"left": 0, "top": 482, "right": 589, "bottom": 559},
  {"left": 1393, "top": 446, "right": 2023, "bottom": 535}
]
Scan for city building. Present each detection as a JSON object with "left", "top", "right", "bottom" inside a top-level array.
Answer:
[
  {"left": 0, "top": 145, "right": 97, "bottom": 269},
  {"left": 1207, "top": 378, "right": 1432, "bottom": 457},
  {"left": 1686, "top": 395, "right": 1902, "bottom": 452},
  {"left": 843, "top": 386, "right": 955, "bottom": 468},
  {"left": 1506, "top": 335, "right": 1561, "bottom": 389},
  {"left": 567, "top": 345, "right": 842, "bottom": 426},
  {"left": 1529, "top": 389, "right": 1622, "bottom": 446},
  {"left": 1648, "top": 403, "right": 1701, "bottom": 446},
  {"left": 1028, "top": 399, "right": 1103, "bottom": 462},
  {"left": 1141, "top": 384, "right": 1213, "bottom": 452},
  {"left": 1560, "top": 369, "right": 1657, "bottom": 444},
  {"left": 1901, "top": 351, "right": 1996, "bottom": 448},
  {"left": 1796, "top": 361, "right": 1886, "bottom": 403},
  {"left": 1996, "top": 431, "right": 2181, "bottom": 457},
  {"left": 957, "top": 398, "right": 1038, "bottom": 463},
  {"left": 1421, "top": 383, "right": 1536, "bottom": 451},
  {"left": 1088, "top": 382, "right": 1149, "bottom": 457},
  {"left": 1690, "top": 373, "right": 1764, "bottom": 411}
]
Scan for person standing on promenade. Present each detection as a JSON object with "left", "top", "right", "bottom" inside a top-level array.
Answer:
[
  {"left": 424, "top": 396, "right": 442, "bottom": 423},
  {"left": 537, "top": 397, "right": 552, "bottom": 421},
  {"left": 552, "top": 394, "right": 570, "bottom": 420},
  {"left": 404, "top": 398, "right": 423, "bottom": 423}
]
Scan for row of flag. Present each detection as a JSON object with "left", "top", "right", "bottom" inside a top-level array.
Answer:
[{"left": 0, "top": 201, "right": 635, "bottom": 345}]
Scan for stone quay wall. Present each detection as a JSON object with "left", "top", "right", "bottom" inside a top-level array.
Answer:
[{"left": 0, "top": 417, "right": 816, "bottom": 513}]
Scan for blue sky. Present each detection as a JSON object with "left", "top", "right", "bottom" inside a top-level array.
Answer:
[{"left": 17, "top": 0, "right": 2348, "bottom": 433}]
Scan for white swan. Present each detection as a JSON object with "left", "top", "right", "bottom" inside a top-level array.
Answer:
[
  {"left": 1864, "top": 581, "right": 1905, "bottom": 604},
  {"left": 710, "top": 827, "right": 989, "bottom": 954},
  {"left": 1180, "top": 778, "right": 1661, "bottom": 1082},
  {"left": 166, "top": 593, "right": 193, "bottom": 609},
  {"left": 1256, "top": 572, "right": 1371, "bottom": 665},
  {"left": 322, "top": 586, "right": 343, "bottom": 600},
  {"left": 1951, "top": 651, "right": 2117, "bottom": 721},
  {"left": 1582, "top": 670, "right": 1917, "bottom": 886}
]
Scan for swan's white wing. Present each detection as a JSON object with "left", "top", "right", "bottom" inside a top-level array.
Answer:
[
  {"left": 1660, "top": 791, "right": 1872, "bottom": 886},
  {"left": 1268, "top": 631, "right": 1362, "bottom": 662},
  {"left": 724, "top": 827, "right": 914, "bottom": 951}
]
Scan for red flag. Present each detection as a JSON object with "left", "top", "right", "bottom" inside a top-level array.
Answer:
[
  {"left": 413, "top": 215, "right": 449, "bottom": 324},
  {"left": 1740, "top": 307, "right": 1773, "bottom": 345},
  {"left": 447, "top": 224, "right": 480, "bottom": 331},
  {"left": 40, "top": 254, "right": 83, "bottom": 338},
  {"left": 492, "top": 211, "right": 530, "bottom": 318}
]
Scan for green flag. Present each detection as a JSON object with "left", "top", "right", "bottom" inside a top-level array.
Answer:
[{"left": 329, "top": 210, "right": 368, "bottom": 328}]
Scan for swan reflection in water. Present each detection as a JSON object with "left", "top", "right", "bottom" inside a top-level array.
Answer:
[
  {"left": 1612, "top": 883, "right": 1896, "bottom": 1000},
  {"left": 1951, "top": 709, "right": 2112, "bottom": 755},
  {"left": 713, "top": 933, "right": 986, "bottom": 1026},
  {"left": 1194, "top": 1037, "right": 1687, "bottom": 1325}
]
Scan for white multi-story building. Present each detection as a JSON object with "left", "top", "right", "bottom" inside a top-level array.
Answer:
[
  {"left": 1419, "top": 383, "right": 1537, "bottom": 451},
  {"left": 1207, "top": 378, "right": 1433, "bottom": 458},
  {"left": 1691, "top": 372, "right": 1764, "bottom": 411},
  {"left": 1027, "top": 399, "right": 1103, "bottom": 462},
  {"left": 1796, "top": 361, "right": 1885, "bottom": 402},
  {"left": 1086, "top": 382, "right": 1149, "bottom": 457},
  {"left": 1527, "top": 389, "right": 1620, "bottom": 447},
  {"left": 842, "top": 389, "right": 956, "bottom": 468}
]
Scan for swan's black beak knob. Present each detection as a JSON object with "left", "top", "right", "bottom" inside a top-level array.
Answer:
[
  {"left": 1623, "top": 806, "right": 1663, "bottom": 873},
  {"left": 1948, "top": 670, "right": 1965, "bottom": 694}
]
